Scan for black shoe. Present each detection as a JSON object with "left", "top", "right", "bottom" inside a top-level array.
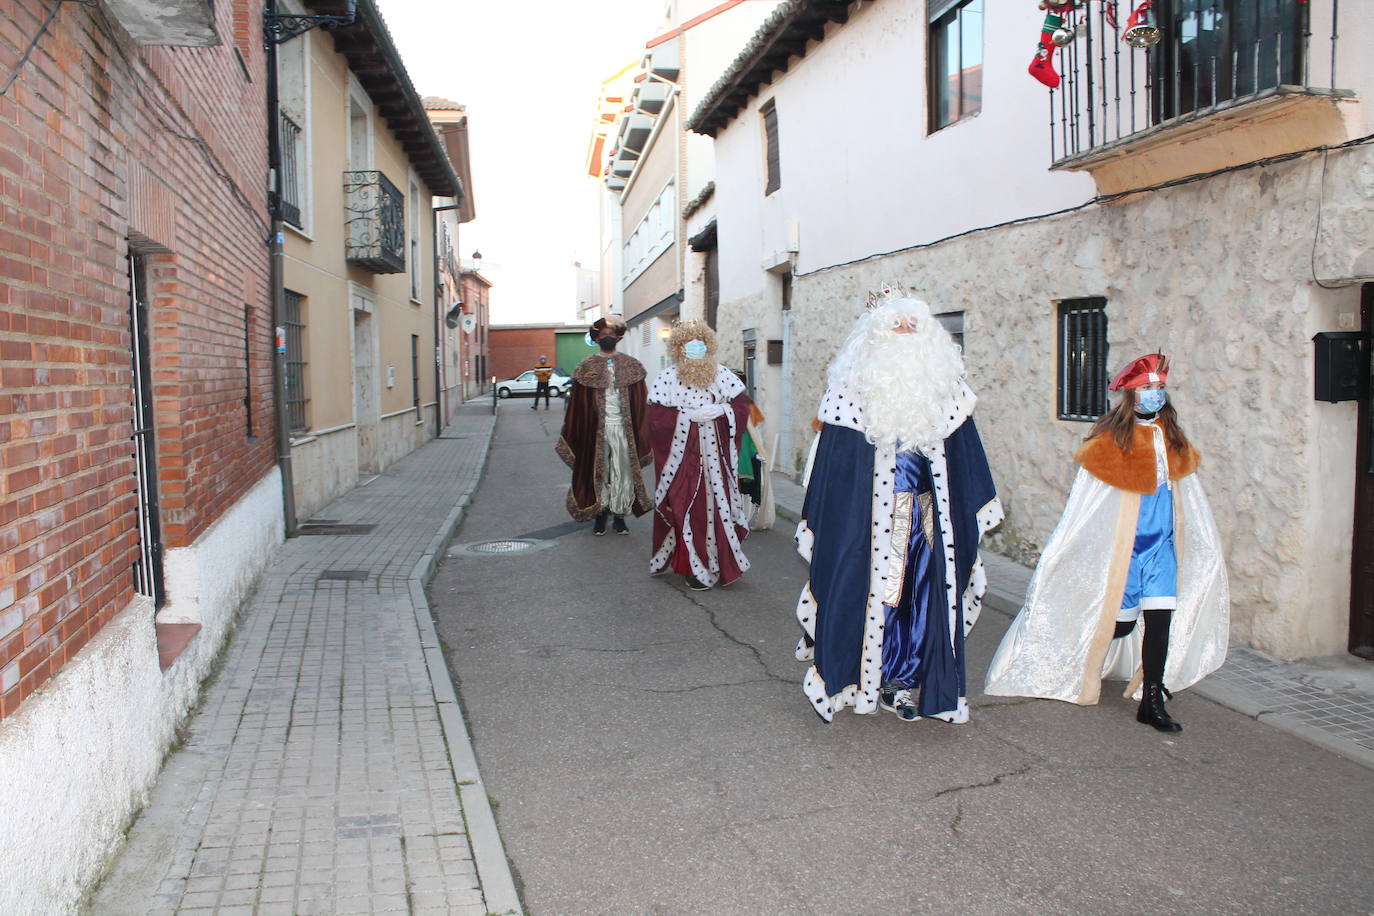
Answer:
[
  {"left": 530, "top": 404, "right": 537, "bottom": 410},
  {"left": 593, "top": 514, "right": 607, "bottom": 536},
  {"left": 612, "top": 516, "right": 629, "bottom": 535},
  {"left": 685, "top": 576, "right": 711, "bottom": 591},
  {"left": 1137, "top": 682, "right": 1182, "bottom": 733}
]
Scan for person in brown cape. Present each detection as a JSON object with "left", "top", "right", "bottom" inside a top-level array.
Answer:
[{"left": 556, "top": 315, "right": 652, "bottom": 535}]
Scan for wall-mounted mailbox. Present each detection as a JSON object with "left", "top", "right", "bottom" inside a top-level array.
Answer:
[{"left": 1313, "top": 331, "right": 1370, "bottom": 402}]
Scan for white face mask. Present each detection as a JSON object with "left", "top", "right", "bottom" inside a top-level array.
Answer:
[{"left": 683, "top": 339, "right": 708, "bottom": 360}]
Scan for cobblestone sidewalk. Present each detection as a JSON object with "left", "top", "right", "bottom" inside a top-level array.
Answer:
[
  {"left": 773, "top": 471, "right": 1374, "bottom": 771},
  {"left": 93, "top": 406, "right": 519, "bottom": 916}
]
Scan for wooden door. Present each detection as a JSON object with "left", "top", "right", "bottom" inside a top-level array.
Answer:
[{"left": 1352, "top": 284, "right": 1374, "bottom": 658}]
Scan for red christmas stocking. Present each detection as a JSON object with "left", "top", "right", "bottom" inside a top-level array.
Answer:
[{"left": 1028, "top": 11, "right": 1064, "bottom": 89}]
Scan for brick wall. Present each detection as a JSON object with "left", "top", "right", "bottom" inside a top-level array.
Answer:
[
  {"left": 0, "top": 0, "right": 275, "bottom": 717},
  {"left": 489, "top": 328, "right": 558, "bottom": 381}
]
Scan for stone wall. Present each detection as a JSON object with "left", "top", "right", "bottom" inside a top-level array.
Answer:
[{"left": 724, "top": 145, "right": 1374, "bottom": 659}]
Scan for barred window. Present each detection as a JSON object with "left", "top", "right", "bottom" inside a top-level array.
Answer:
[
  {"left": 284, "top": 289, "right": 308, "bottom": 431},
  {"left": 1057, "top": 297, "right": 1108, "bottom": 421}
]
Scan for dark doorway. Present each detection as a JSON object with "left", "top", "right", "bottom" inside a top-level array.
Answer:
[
  {"left": 128, "top": 253, "right": 164, "bottom": 608},
  {"left": 1352, "top": 283, "right": 1374, "bottom": 658}
]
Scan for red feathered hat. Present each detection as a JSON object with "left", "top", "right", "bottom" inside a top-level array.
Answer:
[{"left": 1108, "top": 352, "right": 1170, "bottom": 391}]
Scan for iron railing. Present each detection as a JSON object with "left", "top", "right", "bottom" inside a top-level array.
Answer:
[
  {"left": 284, "top": 289, "right": 308, "bottom": 431},
  {"left": 278, "top": 110, "right": 303, "bottom": 228},
  {"left": 1049, "top": 0, "right": 1340, "bottom": 164},
  {"left": 343, "top": 169, "right": 406, "bottom": 273},
  {"left": 1057, "top": 297, "right": 1109, "bottom": 421},
  {"left": 128, "top": 255, "right": 164, "bottom": 607}
]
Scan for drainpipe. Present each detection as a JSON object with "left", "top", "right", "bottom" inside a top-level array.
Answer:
[
  {"left": 433, "top": 200, "right": 463, "bottom": 437},
  {"left": 265, "top": 0, "right": 298, "bottom": 537}
]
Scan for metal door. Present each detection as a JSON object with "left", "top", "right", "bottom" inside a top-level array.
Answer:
[{"left": 129, "top": 254, "right": 164, "bottom": 608}]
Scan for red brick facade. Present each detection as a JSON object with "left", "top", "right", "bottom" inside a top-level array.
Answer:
[
  {"left": 0, "top": 0, "right": 275, "bottom": 717},
  {"left": 489, "top": 327, "right": 558, "bottom": 382}
]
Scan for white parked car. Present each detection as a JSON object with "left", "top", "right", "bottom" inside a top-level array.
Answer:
[{"left": 495, "top": 368, "right": 571, "bottom": 399}]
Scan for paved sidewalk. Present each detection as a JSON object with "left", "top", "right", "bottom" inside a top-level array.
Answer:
[
  {"left": 772, "top": 470, "right": 1374, "bottom": 771},
  {"left": 94, "top": 404, "right": 519, "bottom": 916}
]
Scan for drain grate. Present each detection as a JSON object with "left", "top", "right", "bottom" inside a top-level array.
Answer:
[
  {"left": 299, "top": 524, "right": 377, "bottom": 536},
  {"left": 319, "top": 569, "right": 370, "bottom": 581}
]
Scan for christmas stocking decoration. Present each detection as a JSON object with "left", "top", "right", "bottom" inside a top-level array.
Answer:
[{"left": 1028, "top": 6, "right": 1067, "bottom": 89}]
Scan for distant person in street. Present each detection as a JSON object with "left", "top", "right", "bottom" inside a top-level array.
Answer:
[
  {"left": 731, "top": 369, "right": 776, "bottom": 531},
  {"left": 796, "top": 288, "right": 1002, "bottom": 725},
  {"left": 647, "top": 321, "right": 752, "bottom": 590},
  {"left": 531, "top": 355, "right": 555, "bottom": 410},
  {"left": 984, "top": 353, "right": 1229, "bottom": 733},
  {"left": 557, "top": 315, "right": 652, "bottom": 535}
]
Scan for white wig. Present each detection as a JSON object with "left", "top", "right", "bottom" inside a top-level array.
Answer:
[{"left": 827, "top": 298, "right": 966, "bottom": 452}]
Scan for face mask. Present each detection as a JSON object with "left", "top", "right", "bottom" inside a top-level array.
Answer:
[
  {"left": 597, "top": 337, "right": 618, "bottom": 352},
  {"left": 683, "top": 339, "right": 708, "bottom": 360},
  {"left": 1135, "top": 389, "right": 1167, "bottom": 414}
]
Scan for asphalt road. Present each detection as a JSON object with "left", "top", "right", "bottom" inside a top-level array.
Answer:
[{"left": 429, "top": 404, "right": 1374, "bottom": 916}]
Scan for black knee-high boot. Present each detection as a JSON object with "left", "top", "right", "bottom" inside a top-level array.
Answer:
[{"left": 1137, "top": 609, "right": 1181, "bottom": 732}]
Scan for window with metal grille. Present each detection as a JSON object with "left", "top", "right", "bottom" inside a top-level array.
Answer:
[
  {"left": 284, "top": 290, "right": 308, "bottom": 431},
  {"left": 1058, "top": 298, "right": 1108, "bottom": 421},
  {"left": 761, "top": 101, "right": 781, "bottom": 195},
  {"left": 929, "top": 0, "right": 983, "bottom": 132},
  {"left": 243, "top": 303, "right": 254, "bottom": 438}
]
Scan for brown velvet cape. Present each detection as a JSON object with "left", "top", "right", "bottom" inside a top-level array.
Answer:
[{"left": 555, "top": 352, "right": 653, "bottom": 520}]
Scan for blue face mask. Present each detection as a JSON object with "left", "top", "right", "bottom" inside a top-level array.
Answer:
[
  {"left": 683, "top": 339, "right": 708, "bottom": 360},
  {"left": 1135, "top": 389, "right": 1167, "bottom": 414}
]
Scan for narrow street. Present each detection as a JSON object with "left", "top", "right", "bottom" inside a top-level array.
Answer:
[{"left": 430, "top": 403, "right": 1374, "bottom": 916}]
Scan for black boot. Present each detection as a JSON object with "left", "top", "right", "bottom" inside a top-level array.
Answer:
[
  {"left": 593, "top": 513, "right": 607, "bottom": 536},
  {"left": 1137, "top": 682, "right": 1182, "bottom": 732}
]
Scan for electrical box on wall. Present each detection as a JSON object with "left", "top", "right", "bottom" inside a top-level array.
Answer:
[
  {"left": 767, "top": 340, "right": 783, "bottom": 365},
  {"left": 1312, "top": 332, "right": 1370, "bottom": 403},
  {"left": 386, "top": 365, "right": 396, "bottom": 389}
]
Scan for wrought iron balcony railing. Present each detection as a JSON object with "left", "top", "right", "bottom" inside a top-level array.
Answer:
[
  {"left": 278, "top": 111, "right": 303, "bottom": 229},
  {"left": 343, "top": 170, "right": 406, "bottom": 274},
  {"left": 1048, "top": 0, "right": 1343, "bottom": 166}
]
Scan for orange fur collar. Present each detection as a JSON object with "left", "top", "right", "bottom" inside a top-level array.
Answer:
[{"left": 1074, "top": 425, "right": 1201, "bottom": 494}]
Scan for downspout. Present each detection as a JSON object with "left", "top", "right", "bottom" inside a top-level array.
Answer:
[
  {"left": 265, "top": 0, "right": 298, "bottom": 536},
  {"left": 433, "top": 199, "right": 463, "bottom": 437}
]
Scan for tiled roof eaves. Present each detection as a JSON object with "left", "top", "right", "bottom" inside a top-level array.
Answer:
[
  {"left": 686, "top": 0, "right": 857, "bottom": 137},
  {"left": 307, "top": 0, "right": 462, "bottom": 198}
]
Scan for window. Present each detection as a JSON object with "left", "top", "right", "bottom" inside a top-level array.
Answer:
[
  {"left": 742, "top": 329, "right": 757, "bottom": 401},
  {"left": 1152, "top": 0, "right": 1304, "bottom": 122},
  {"left": 1057, "top": 298, "right": 1108, "bottom": 421},
  {"left": 929, "top": 0, "right": 983, "bottom": 131},
  {"left": 276, "top": 22, "right": 310, "bottom": 229},
  {"left": 410, "top": 334, "right": 420, "bottom": 418},
  {"left": 623, "top": 181, "right": 676, "bottom": 283},
  {"left": 284, "top": 289, "right": 308, "bottom": 431},
  {"left": 936, "top": 310, "right": 964, "bottom": 351},
  {"left": 761, "top": 100, "right": 781, "bottom": 195},
  {"left": 409, "top": 181, "right": 421, "bottom": 300}
]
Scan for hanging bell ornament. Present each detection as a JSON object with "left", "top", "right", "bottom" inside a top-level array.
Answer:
[
  {"left": 1051, "top": 25, "right": 1075, "bottom": 46},
  {"left": 1122, "top": 1, "right": 1162, "bottom": 49}
]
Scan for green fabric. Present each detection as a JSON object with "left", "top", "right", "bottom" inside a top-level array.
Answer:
[{"left": 738, "top": 430, "right": 758, "bottom": 480}]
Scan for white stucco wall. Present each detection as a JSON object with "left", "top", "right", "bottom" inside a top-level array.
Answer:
[{"left": 0, "top": 468, "right": 284, "bottom": 914}]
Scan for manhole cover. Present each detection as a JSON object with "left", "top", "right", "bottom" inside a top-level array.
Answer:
[{"left": 447, "top": 538, "right": 554, "bottom": 558}]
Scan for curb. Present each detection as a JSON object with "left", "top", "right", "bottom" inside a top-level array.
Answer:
[{"left": 405, "top": 420, "right": 524, "bottom": 916}]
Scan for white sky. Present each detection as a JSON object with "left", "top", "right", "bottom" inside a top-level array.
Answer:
[{"left": 378, "top": 0, "right": 665, "bottom": 325}]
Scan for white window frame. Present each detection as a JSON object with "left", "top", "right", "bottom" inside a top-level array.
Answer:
[{"left": 622, "top": 179, "right": 675, "bottom": 285}]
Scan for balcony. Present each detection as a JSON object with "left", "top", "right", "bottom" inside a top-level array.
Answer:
[
  {"left": 343, "top": 170, "right": 406, "bottom": 274},
  {"left": 102, "top": 0, "right": 217, "bottom": 46},
  {"left": 1046, "top": 0, "right": 1351, "bottom": 192}
]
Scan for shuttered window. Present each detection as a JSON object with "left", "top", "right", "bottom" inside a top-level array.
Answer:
[
  {"left": 761, "top": 101, "right": 781, "bottom": 195},
  {"left": 1057, "top": 298, "right": 1108, "bottom": 421}
]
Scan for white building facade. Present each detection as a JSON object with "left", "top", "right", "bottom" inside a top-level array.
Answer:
[{"left": 691, "top": 0, "right": 1374, "bottom": 661}]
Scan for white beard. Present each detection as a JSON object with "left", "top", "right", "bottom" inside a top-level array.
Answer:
[{"left": 828, "top": 302, "right": 966, "bottom": 452}]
